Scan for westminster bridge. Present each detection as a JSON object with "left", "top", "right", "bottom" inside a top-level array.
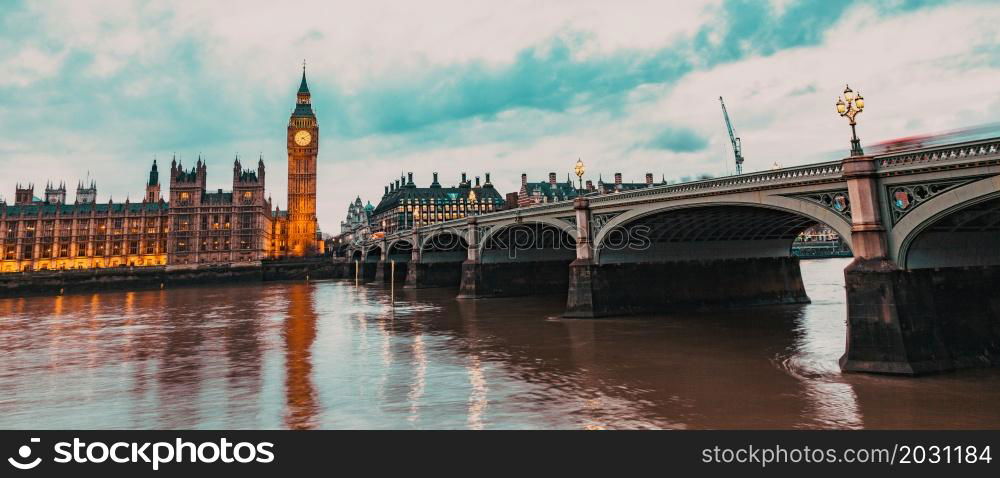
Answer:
[{"left": 346, "top": 137, "right": 1000, "bottom": 375}]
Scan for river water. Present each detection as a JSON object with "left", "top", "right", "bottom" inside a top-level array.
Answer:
[{"left": 1, "top": 258, "right": 998, "bottom": 429}]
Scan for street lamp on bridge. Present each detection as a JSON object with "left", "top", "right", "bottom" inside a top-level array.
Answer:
[
  {"left": 836, "top": 84, "right": 865, "bottom": 156},
  {"left": 574, "top": 158, "right": 585, "bottom": 191}
]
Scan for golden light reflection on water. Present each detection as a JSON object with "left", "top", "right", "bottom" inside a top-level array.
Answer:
[{"left": 283, "top": 283, "right": 319, "bottom": 430}]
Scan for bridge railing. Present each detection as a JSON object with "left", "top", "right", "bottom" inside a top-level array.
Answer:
[
  {"left": 587, "top": 160, "right": 844, "bottom": 206},
  {"left": 874, "top": 137, "right": 1000, "bottom": 170}
]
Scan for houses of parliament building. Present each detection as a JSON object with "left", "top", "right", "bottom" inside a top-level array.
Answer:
[{"left": 0, "top": 69, "right": 323, "bottom": 273}]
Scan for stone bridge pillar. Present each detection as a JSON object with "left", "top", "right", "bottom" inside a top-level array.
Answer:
[
  {"left": 373, "top": 239, "right": 388, "bottom": 283},
  {"left": 840, "top": 155, "right": 956, "bottom": 375},
  {"left": 405, "top": 231, "right": 421, "bottom": 288},
  {"left": 565, "top": 198, "right": 598, "bottom": 317},
  {"left": 457, "top": 217, "right": 481, "bottom": 298},
  {"left": 842, "top": 155, "right": 888, "bottom": 260}
]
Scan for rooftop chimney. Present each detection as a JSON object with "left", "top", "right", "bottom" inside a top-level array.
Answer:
[
  {"left": 646, "top": 173, "right": 654, "bottom": 186},
  {"left": 586, "top": 179, "right": 594, "bottom": 191},
  {"left": 614, "top": 172, "right": 622, "bottom": 192},
  {"left": 549, "top": 172, "right": 557, "bottom": 186},
  {"left": 395, "top": 179, "right": 401, "bottom": 190},
  {"left": 485, "top": 172, "right": 491, "bottom": 185},
  {"left": 461, "top": 172, "right": 467, "bottom": 184},
  {"left": 521, "top": 173, "right": 527, "bottom": 187},
  {"left": 384, "top": 185, "right": 389, "bottom": 196},
  {"left": 475, "top": 176, "right": 480, "bottom": 187},
  {"left": 431, "top": 172, "right": 441, "bottom": 188},
  {"left": 407, "top": 172, "right": 413, "bottom": 186}
]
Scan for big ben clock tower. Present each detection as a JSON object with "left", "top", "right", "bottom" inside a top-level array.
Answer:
[{"left": 286, "top": 64, "right": 320, "bottom": 256}]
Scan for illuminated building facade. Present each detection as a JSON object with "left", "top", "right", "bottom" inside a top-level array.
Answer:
[
  {"left": 272, "top": 67, "right": 324, "bottom": 257},
  {"left": 0, "top": 166, "right": 169, "bottom": 272},
  {"left": 370, "top": 172, "right": 506, "bottom": 235}
]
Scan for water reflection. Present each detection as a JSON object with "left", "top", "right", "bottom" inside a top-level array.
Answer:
[
  {"left": 283, "top": 284, "right": 319, "bottom": 429},
  {"left": 1, "top": 259, "right": 999, "bottom": 429}
]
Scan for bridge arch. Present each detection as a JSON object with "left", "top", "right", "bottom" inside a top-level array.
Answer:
[
  {"left": 479, "top": 220, "right": 576, "bottom": 263},
  {"left": 387, "top": 238, "right": 413, "bottom": 257},
  {"left": 419, "top": 229, "right": 468, "bottom": 257},
  {"left": 893, "top": 175, "right": 1000, "bottom": 269},
  {"left": 592, "top": 195, "right": 853, "bottom": 264},
  {"left": 477, "top": 217, "right": 576, "bottom": 256}
]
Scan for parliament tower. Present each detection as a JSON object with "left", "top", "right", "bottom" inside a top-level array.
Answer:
[{"left": 286, "top": 65, "right": 320, "bottom": 255}]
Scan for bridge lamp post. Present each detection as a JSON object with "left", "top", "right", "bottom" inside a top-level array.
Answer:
[
  {"left": 574, "top": 158, "right": 585, "bottom": 192},
  {"left": 836, "top": 84, "right": 865, "bottom": 156}
]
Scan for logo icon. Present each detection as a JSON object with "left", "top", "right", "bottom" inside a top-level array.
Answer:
[{"left": 8, "top": 438, "right": 41, "bottom": 470}]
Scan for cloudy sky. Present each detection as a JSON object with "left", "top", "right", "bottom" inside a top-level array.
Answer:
[{"left": 1, "top": 0, "right": 999, "bottom": 232}]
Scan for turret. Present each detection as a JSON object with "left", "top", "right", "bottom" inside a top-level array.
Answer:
[
  {"left": 44, "top": 181, "right": 66, "bottom": 205},
  {"left": 76, "top": 180, "right": 97, "bottom": 204},
  {"left": 15, "top": 183, "right": 34, "bottom": 205},
  {"left": 146, "top": 159, "right": 161, "bottom": 202},
  {"left": 233, "top": 154, "right": 242, "bottom": 182}
]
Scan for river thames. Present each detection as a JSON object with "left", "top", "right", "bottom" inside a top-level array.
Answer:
[{"left": 1, "top": 258, "right": 998, "bottom": 429}]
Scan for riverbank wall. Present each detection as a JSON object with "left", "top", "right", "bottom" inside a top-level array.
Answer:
[{"left": 0, "top": 258, "right": 355, "bottom": 298}]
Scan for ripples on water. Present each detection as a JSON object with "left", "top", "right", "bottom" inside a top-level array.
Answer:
[{"left": 1, "top": 258, "right": 999, "bottom": 429}]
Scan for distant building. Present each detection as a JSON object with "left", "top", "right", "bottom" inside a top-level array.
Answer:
[
  {"left": 796, "top": 224, "right": 841, "bottom": 242},
  {"left": 515, "top": 171, "right": 663, "bottom": 207},
  {"left": 792, "top": 224, "right": 851, "bottom": 258},
  {"left": 517, "top": 172, "right": 580, "bottom": 207},
  {"left": 370, "top": 172, "right": 506, "bottom": 235},
  {"left": 335, "top": 196, "right": 373, "bottom": 251},
  {"left": 340, "top": 196, "right": 373, "bottom": 236},
  {"left": 592, "top": 172, "right": 662, "bottom": 195}
]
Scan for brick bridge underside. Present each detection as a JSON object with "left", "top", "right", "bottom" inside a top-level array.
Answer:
[{"left": 348, "top": 138, "right": 1000, "bottom": 375}]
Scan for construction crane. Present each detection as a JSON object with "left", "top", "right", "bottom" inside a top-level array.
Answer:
[{"left": 719, "top": 96, "right": 745, "bottom": 175}]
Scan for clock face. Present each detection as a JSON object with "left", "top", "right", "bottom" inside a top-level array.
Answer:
[{"left": 294, "top": 130, "right": 312, "bottom": 146}]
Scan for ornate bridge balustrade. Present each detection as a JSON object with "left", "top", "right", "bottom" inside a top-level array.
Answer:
[{"left": 349, "top": 137, "right": 1000, "bottom": 375}]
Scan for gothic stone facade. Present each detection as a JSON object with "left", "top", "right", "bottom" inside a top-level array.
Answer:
[
  {"left": 167, "top": 157, "right": 273, "bottom": 267},
  {"left": 0, "top": 172, "right": 169, "bottom": 272}
]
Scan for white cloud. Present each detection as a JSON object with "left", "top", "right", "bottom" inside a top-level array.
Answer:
[{"left": 0, "top": 45, "right": 66, "bottom": 87}]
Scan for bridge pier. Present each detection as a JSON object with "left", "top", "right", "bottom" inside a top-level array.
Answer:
[
  {"left": 458, "top": 217, "right": 574, "bottom": 298},
  {"left": 567, "top": 258, "right": 809, "bottom": 317},
  {"left": 457, "top": 217, "right": 483, "bottom": 298},
  {"left": 840, "top": 260, "right": 1000, "bottom": 374},
  {"left": 838, "top": 155, "right": 1000, "bottom": 374},
  {"left": 566, "top": 198, "right": 598, "bottom": 317},
  {"left": 407, "top": 230, "right": 466, "bottom": 289},
  {"left": 372, "top": 240, "right": 387, "bottom": 283},
  {"left": 404, "top": 232, "right": 422, "bottom": 288}
]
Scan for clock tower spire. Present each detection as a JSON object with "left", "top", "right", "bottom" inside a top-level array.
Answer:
[{"left": 286, "top": 62, "right": 320, "bottom": 256}]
